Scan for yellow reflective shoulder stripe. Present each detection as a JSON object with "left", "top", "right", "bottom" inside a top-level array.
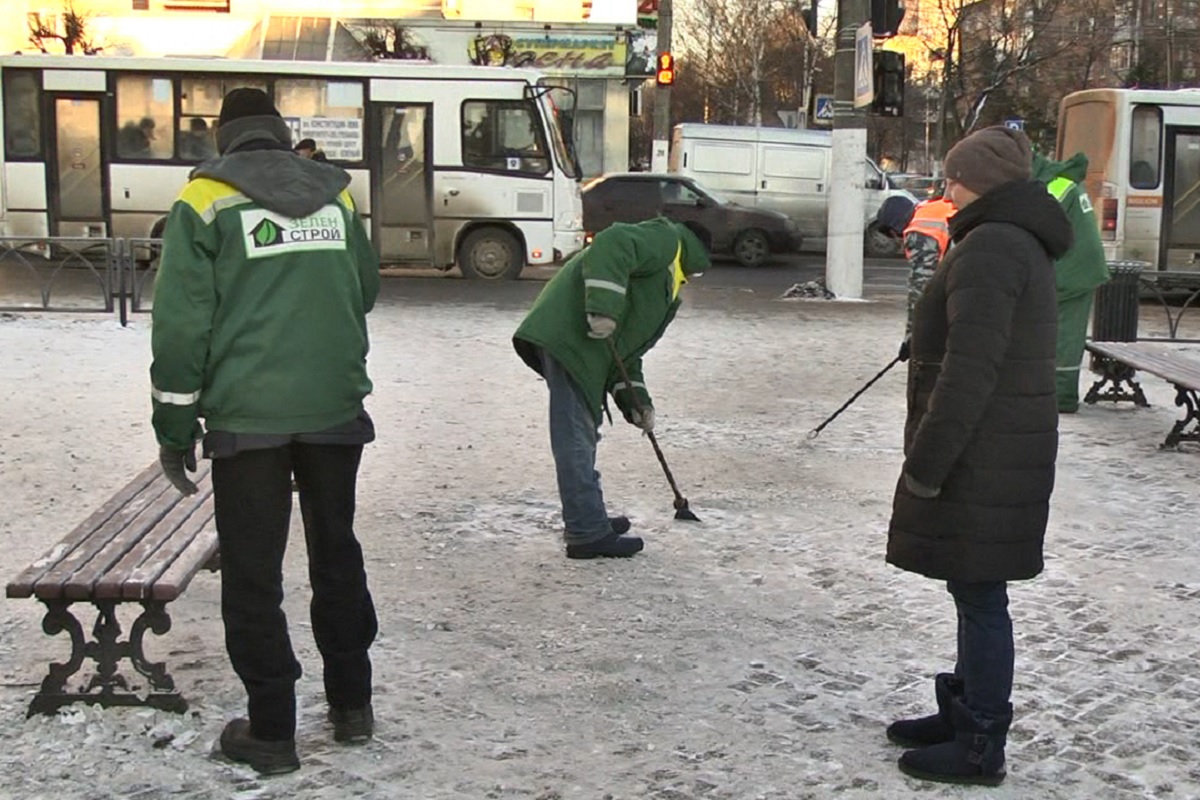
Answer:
[
  {"left": 1047, "top": 177, "right": 1074, "bottom": 202},
  {"left": 671, "top": 243, "right": 685, "bottom": 300},
  {"left": 177, "top": 178, "right": 250, "bottom": 225},
  {"left": 338, "top": 188, "right": 356, "bottom": 213}
]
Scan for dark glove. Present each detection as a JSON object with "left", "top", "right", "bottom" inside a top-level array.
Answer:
[
  {"left": 904, "top": 472, "right": 940, "bottom": 499},
  {"left": 898, "top": 338, "right": 911, "bottom": 362},
  {"left": 160, "top": 444, "right": 199, "bottom": 496}
]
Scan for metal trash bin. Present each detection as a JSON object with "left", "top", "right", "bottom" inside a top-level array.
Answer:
[{"left": 1091, "top": 260, "right": 1146, "bottom": 342}]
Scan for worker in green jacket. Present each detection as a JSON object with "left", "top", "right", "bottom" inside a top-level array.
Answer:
[
  {"left": 1032, "top": 151, "right": 1111, "bottom": 412},
  {"left": 150, "top": 88, "right": 380, "bottom": 775},
  {"left": 514, "top": 217, "right": 710, "bottom": 559}
]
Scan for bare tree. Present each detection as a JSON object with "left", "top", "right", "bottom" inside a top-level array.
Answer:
[
  {"left": 28, "top": 1, "right": 101, "bottom": 55},
  {"left": 677, "top": 0, "right": 814, "bottom": 126}
]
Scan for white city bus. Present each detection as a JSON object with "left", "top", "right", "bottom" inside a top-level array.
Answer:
[
  {"left": 0, "top": 54, "right": 585, "bottom": 279},
  {"left": 1058, "top": 88, "right": 1200, "bottom": 272}
]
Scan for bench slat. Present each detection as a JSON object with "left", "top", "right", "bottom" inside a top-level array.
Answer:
[
  {"left": 119, "top": 496, "right": 215, "bottom": 600},
  {"left": 150, "top": 523, "right": 218, "bottom": 601},
  {"left": 1088, "top": 342, "right": 1200, "bottom": 388},
  {"left": 27, "top": 478, "right": 174, "bottom": 600},
  {"left": 5, "top": 464, "right": 162, "bottom": 599},
  {"left": 39, "top": 463, "right": 212, "bottom": 601},
  {"left": 93, "top": 483, "right": 214, "bottom": 601}
]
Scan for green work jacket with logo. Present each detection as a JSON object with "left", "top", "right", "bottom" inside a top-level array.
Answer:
[
  {"left": 150, "top": 152, "right": 379, "bottom": 451},
  {"left": 1032, "top": 151, "right": 1111, "bottom": 297},
  {"left": 513, "top": 218, "right": 710, "bottom": 425}
]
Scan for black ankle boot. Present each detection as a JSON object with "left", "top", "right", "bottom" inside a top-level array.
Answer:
[
  {"left": 887, "top": 672, "right": 962, "bottom": 747},
  {"left": 219, "top": 718, "right": 300, "bottom": 776},
  {"left": 897, "top": 697, "right": 1011, "bottom": 787},
  {"left": 566, "top": 532, "right": 644, "bottom": 559}
]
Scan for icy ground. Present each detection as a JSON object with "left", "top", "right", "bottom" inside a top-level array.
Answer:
[{"left": 3, "top": 277, "right": 1200, "bottom": 799}]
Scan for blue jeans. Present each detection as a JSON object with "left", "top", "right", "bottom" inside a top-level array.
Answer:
[
  {"left": 539, "top": 349, "right": 612, "bottom": 545},
  {"left": 947, "top": 580, "right": 1014, "bottom": 721}
]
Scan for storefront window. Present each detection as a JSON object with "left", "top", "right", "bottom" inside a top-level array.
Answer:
[
  {"left": 461, "top": 100, "right": 550, "bottom": 175},
  {"left": 542, "top": 78, "right": 605, "bottom": 177},
  {"left": 115, "top": 75, "right": 175, "bottom": 160},
  {"left": 2, "top": 70, "right": 41, "bottom": 158},
  {"left": 275, "top": 79, "right": 364, "bottom": 161}
]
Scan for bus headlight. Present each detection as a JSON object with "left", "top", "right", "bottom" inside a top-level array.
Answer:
[{"left": 557, "top": 212, "right": 583, "bottom": 231}]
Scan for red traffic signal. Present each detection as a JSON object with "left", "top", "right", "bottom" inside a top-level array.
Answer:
[{"left": 656, "top": 51, "right": 675, "bottom": 86}]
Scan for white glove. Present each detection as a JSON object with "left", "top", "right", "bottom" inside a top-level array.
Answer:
[
  {"left": 630, "top": 407, "right": 655, "bottom": 433},
  {"left": 587, "top": 313, "right": 617, "bottom": 339}
]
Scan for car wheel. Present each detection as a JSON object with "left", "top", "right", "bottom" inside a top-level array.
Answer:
[
  {"left": 458, "top": 227, "right": 523, "bottom": 280},
  {"left": 865, "top": 223, "right": 903, "bottom": 258},
  {"left": 733, "top": 229, "right": 770, "bottom": 267}
]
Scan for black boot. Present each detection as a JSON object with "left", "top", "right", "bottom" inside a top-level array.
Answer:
[
  {"left": 329, "top": 702, "right": 374, "bottom": 744},
  {"left": 219, "top": 718, "right": 300, "bottom": 776},
  {"left": 897, "top": 696, "right": 1011, "bottom": 787},
  {"left": 566, "top": 532, "right": 644, "bottom": 559},
  {"left": 887, "top": 672, "right": 961, "bottom": 747}
]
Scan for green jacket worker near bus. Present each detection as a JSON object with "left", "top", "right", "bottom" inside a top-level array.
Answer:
[
  {"left": 150, "top": 89, "right": 380, "bottom": 776},
  {"left": 1032, "top": 151, "right": 1111, "bottom": 412},
  {"left": 514, "top": 218, "right": 710, "bottom": 559}
]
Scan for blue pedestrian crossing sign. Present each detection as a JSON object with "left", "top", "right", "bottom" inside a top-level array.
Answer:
[
  {"left": 815, "top": 95, "right": 834, "bottom": 126},
  {"left": 853, "top": 22, "right": 874, "bottom": 108},
  {"left": 1004, "top": 118, "right": 1025, "bottom": 131}
]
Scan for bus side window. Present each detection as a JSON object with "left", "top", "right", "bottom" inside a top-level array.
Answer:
[
  {"left": 115, "top": 75, "right": 175, "bottom": 161},
  {"left": 1129, "top": 104, "right": 1162, "bottom": 190},
  {"left": 2, "top": 70, "right": 41, "bottom": 158},
  {"left": 461, "top": 100, "right": 549, "bottom": 176}
]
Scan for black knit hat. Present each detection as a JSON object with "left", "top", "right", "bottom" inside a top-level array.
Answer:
[{"left": 217, "top": 88, "right": 280, "bottom": 127}]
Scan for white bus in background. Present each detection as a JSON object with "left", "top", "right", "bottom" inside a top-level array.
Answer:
[
  {"left": 1058, "top": 87, "right": 1200, "bottom": 272},
  {"left": 0, "top": 54, "right": 584, "bottom": 280},
  {"left": 667, "top": 123, "right": 915, "bottom": 257}
]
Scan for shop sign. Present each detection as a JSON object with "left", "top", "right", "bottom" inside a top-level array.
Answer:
[{"left": 510, "top": 36, "right": 627, "bottom": 75}]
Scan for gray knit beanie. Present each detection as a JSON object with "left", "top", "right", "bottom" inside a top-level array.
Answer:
[{"left": 943, "top": 126, "right": 1032, "bottom": 195}]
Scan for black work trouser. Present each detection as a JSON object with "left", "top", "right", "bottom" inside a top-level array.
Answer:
[{"left": 211, "top": 442, "right": 377, "bottom": 741}]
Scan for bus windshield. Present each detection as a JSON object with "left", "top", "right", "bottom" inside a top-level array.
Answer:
[{"left": 538, "top": 85, "right": 581, "bottom": 180}]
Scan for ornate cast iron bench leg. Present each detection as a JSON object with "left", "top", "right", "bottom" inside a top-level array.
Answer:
[
  {"left": 1084, "top": 357, "right": 1150, "bottom": 407},
  {"left": 1163, "top": 386, "right": 1200, "bottom": 450},
  {"left": 27, "top": 599, "right": 187, "bottom": 717}
]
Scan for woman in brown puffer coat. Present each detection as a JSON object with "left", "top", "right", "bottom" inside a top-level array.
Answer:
[{"left": 883, "top": 126, "right": 1073, "bottom": 787}]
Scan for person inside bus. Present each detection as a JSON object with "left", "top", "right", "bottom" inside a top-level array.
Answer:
[
  {"left": 293, "top": 137, "right": 317, "bottom": 158},
  {"left": 884, "top": 126, "right": 1072, "bottom": 787},
  {"left": 150, "top": 87, "right": 380, "bottom": 776},
  {"left": 117, "top": 116, "right": 156, "bottom": 158},
  {"left": 179, "top": 117, "right": 215, "bottom": 161},
  {"left": 512, "top": 217, "right": 710, "bottom": 560}
]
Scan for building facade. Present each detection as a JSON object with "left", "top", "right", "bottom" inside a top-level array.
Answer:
[{"left": 8, "top": 0, "right": 647, "bottom": 176}]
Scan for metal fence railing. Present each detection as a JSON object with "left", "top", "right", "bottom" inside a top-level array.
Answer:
[{"left": 0, "top": 237, "right": 118, "bottom": 316}]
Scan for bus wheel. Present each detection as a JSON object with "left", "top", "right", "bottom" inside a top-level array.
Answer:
[{"left": 459, "top": 227, "right": 523, "bottom": 280}]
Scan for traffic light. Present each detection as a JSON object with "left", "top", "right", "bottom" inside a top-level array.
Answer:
[
  {"left": 872, "top": 51, "right": 905, "bottom": 117},
  {"left": 656, "top": 52, "right": 675, "bottom": 86},
  {"left": 871, "top": 0, "right": 906, "bottom": 38},
  {"left": 800, "top": 4, "right": 817, "bottom": 36}
]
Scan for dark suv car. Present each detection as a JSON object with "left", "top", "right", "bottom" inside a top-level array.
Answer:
[{"left": 582, "top": 173, "right": 802, "bottom": 267}]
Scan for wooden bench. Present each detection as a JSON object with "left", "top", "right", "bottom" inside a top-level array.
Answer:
[
  {"left": 1084, "top": 341, "right": 1200, "bottom": 449},
  {"left": 6, "top": 462, "right": 218, "bottom": 716}
]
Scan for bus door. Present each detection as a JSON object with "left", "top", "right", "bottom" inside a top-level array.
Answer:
[
  {"left": 47, "top": 94, "right": 107, "bottom": 238},
  {"left": 370, "top": 103, "right": 432, "bottom": 264},
  {"left": 1162, "top": 126, "right": 1200, "bottom": 271}
]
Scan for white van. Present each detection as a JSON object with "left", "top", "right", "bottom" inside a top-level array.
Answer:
[{"left": 668, "top": 123, "right": 913, "bottom": 256}]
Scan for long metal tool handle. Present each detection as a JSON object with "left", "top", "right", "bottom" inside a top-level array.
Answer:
[
  {"left": 808, "top": 356, "right": 902, "bottom": 439},
  {"left": 606, "top": 338, "right": 687, "bottom": 506}
]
